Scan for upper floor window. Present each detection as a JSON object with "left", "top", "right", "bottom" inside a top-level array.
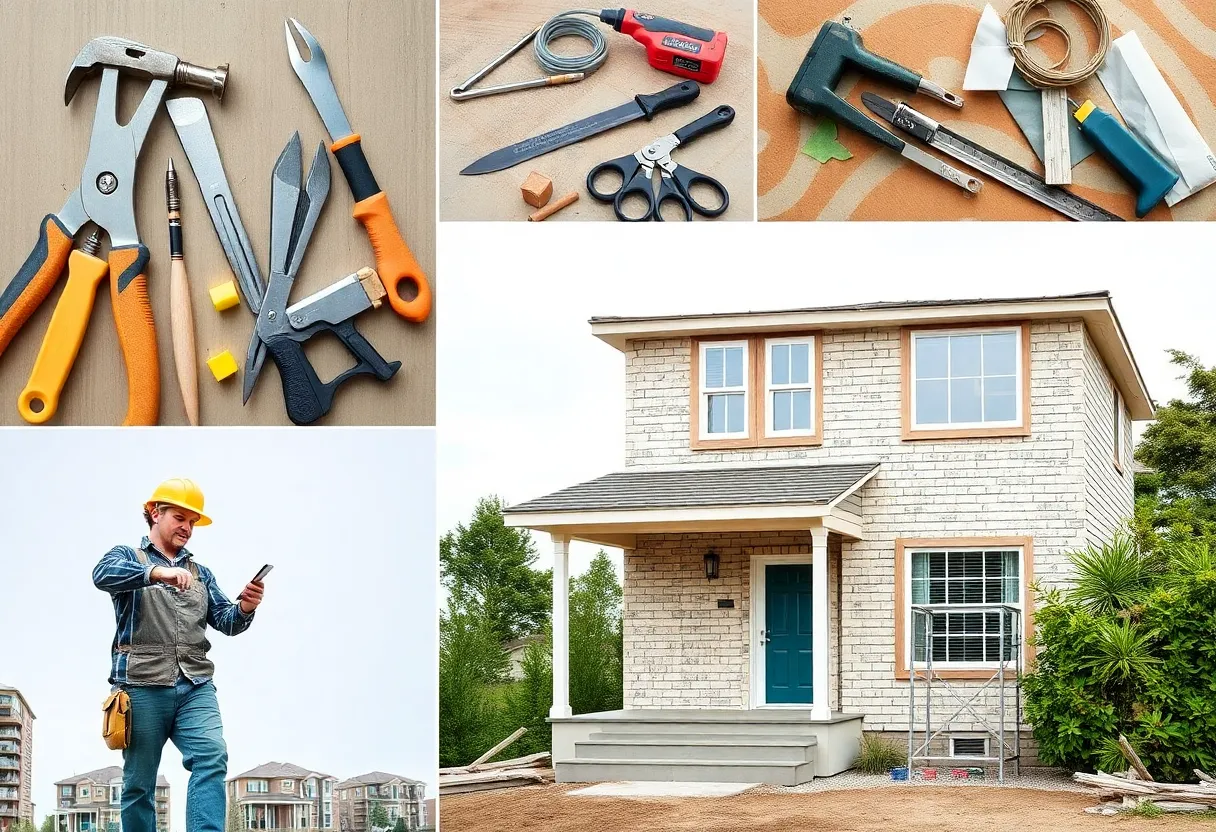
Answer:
[
  {"left": 110, "top": 785, "right": 121, "bottom": 804},
  {"left": 79, "top": 787, "right": 90, "bottom": 799},
  {"left": 698, "top": 340, "right": 748, "bottom": 438},
  {"left": 1113, "top": 385, "right": 1125, "bottom": 472},
  {"left": 61, "top": 787, "right": 72, "bottom": 797},
  {"left": 691, "top": 335, "right": 822, "bottom": 449},
  {"left": 323, "top": 781, "right": 332, "bottom": 796},
  {"left": 247, "top": 780, "right": 268, "bottom": 794},
  {"left": 765, "top": 337, "right": 815, "bottom": 437},
  {"left": 903, "top": 324, "right": 1029, "bottom": 440}
]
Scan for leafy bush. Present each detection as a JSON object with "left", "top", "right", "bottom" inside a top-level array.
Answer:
[
  {"left": 854, "top": 734, "right": 905, "bottom": 774},
  {"left": 1023, "top": 534, "right": 1216, "bottom": 780}
]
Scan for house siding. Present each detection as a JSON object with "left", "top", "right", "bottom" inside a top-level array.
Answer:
[
  {"left": 619, "top": 321, "right": 1131, "bottom": 734},
  {"left": 1082, "top": 330, "right": 1133, "bottom": 548}
]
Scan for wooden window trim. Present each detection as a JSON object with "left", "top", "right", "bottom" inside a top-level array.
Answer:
[
  {"left": 1112, "top": 384, "right": 1125, "bottom": 474},
  {"left": 900, "top": 322, "right": 1032, "bottom": 441},
  {"left": 689, "top": 333, "right": 823, "bottom": 450},
  {"left": 893, "top": 536, "right": 1035, "bottom": 681}
]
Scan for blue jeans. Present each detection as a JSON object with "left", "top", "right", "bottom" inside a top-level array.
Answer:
[{"left": 122, "top": 678, "right": 228, "bottom": 832}]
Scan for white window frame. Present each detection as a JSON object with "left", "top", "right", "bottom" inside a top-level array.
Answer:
[
  {"left": 698, "top": 339, "right": 749, "bottom": 440},
  {"left": 1113, "top": 384, "right": 1125, "bottom": 470},
  {"left": 79, "top": 787, "right": 90, "bottom": 799},
  {"left": 764, "top": 336, "right": 816, "bottom": 438},
  {"left": 247, "top": 781, "right": 268, "bottom": 794},
  {"left": 909, "top": 326, "right": 1023, "bottom": 431},
  {"left": 282, "top": 780, "right": 294, "bottom": 791},
  {"left": 903, "top": 545, "right": 1025, "bottom": 671}
]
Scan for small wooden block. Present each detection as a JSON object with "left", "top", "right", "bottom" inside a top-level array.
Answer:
[
  {"left": 209, "top": 280, "right": 240, "bottom": 312},
  {"left": 206, "top": 350, "right": 238, "bottom": 382},
  {"left": 521, "top": 171, "right": 553, "bottom": 208}
]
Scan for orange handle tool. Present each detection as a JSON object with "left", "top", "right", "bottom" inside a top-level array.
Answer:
[
  {"left": 109, "top": 245, "right": 160, "bottom": 426},
  {"left": 17, "top": 247, "right": 108, "bottom": 424},
  {"left": 0, "top": 215, "right": 74, "bottom": 357},
  {"left": 332, "top": 134, "right": 432, "bottom": 323}
]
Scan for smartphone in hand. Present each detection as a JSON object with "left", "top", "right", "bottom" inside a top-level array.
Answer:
[{"left": 252, "top": 564, "right": 273, "bottom": 583}]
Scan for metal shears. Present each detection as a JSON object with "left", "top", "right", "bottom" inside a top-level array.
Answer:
[
  {"left": 586, "top": 105, "right": 734, "bottom": 221},
  {"left": 244, "top": 133, "right": 400, "bottom": 425}
]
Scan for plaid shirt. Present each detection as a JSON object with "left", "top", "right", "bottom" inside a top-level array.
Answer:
[{"left": 93, "top": 536, "right": 254, "bottom": 685}]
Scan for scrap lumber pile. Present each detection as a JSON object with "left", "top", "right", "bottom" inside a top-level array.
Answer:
[
  {"left": 1074, "top": 734, "right": 1216, "bottom": 814},
  {"left": 439, "top": 727, "right": 555, "bottom": 795}
]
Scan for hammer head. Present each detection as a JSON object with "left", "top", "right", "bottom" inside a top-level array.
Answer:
[{"left": 65, "top": 37, "right": 227, "bottom": 105}]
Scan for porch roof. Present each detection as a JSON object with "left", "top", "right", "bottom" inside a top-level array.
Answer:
[{"left": 504, "top": 462, "right": 879, "bottom": 547}]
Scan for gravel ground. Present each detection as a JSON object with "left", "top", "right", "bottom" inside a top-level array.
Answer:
[{"left": 747, "top": 767, "right": 1090, "bottom": 795}]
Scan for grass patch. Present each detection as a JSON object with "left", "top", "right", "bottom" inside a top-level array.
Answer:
[
  {"left": 854, "top": 734, "right": 905, "bottom": 775},
  {"left": 1123, "top": 801, "right": 1165, "bottom": 819}
]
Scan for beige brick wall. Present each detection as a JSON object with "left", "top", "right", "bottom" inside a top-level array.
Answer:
[
  {"left": 1082, "top": 330, "right": 1134, "bottom": 547},
  {"left": 619, "top": 321, "right": 1133, "bottom": 732}
]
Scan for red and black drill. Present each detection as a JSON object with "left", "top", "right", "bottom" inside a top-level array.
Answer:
[{"left": 598, "top": 8, "right": 728, "bottom": 84}]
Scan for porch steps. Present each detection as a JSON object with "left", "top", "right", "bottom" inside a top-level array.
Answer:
[{"left": 559, "top": 729, "right": 819, "bottom": 786}]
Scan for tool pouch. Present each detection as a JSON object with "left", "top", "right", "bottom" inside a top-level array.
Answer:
[{"left": 102, "top": 689, "right": 131, "bottom": 750}]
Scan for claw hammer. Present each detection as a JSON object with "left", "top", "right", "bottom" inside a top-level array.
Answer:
[{"left": 786, "top": 21, "right": 979, "bottom": 193}]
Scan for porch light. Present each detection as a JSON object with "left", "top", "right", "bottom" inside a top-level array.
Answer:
[{"left": 704, "top": 550, "right": 720, "bottom": 580}]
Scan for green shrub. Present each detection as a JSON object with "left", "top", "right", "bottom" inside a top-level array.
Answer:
[
  {"left": 1023, "top": 535, "right": 1216, "bottom": 780},
  {"left": 854, "top": 734, "right": 905, "bottom": 774}
]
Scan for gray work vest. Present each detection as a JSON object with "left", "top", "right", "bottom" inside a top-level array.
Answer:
[{"left": 124, "top": 549, "right": 214, "bottom": 685}]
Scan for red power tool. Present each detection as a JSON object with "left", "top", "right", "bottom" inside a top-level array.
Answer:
[{"left": 598, "top": 9, "right": 728, "bottom": 84}]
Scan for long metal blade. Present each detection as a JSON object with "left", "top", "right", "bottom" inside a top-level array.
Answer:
[
  {"left": 285, "top": 18, "right": 353, "bottom": 142},
  {"left": 166, "top": 97, "right": 266, "bottom": 314},
  {"left": 270, "top": 133, "right": 305, "bottom": 278},
  {"left": 460, "top": 98, "right": 646, "bottom": 175},
  {"left": 286, "top": 142, "right": 331, "bottom": 280},
  {"left": 862, "top": 93, "right": 1123, "bottom": 221},
  {"left": 242, "top": 330, "right": 266, "bottom": 404}
]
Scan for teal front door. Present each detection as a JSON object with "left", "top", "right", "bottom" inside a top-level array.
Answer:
[{"left": 764, "top": 564, "right": 813, "bottom": 704}]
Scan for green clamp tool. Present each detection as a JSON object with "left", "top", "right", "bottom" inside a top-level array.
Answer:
[{"left": 1072, "top": 99, "right": 1178, "bottom": 218}]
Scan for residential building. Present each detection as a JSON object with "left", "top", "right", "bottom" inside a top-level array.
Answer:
[
  {"left": 503, "top": 291, "right": 1152, "bottom": 785},
  {"left": 502, "top": 634, "right": 544, "bottom": 680},
  {"left": 0, "top": 685, "right": 34, "bottom": 832},
  {"left": 53, "top": 767, "right": 170, "bottom": 832},
  {"left": 335, "top": 774, "right": 425, "bottom": 832},
  {"left": 227, "top": 763, "right": 336, "bottom": 831},
  {"left": 422, "top": 800, "right": 434, "bottom": 832}
]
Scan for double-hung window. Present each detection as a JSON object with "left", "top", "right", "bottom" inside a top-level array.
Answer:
[
  {"left": 698, "top": 340, "right": 748, "bottom": 439},
  {"left": 901, "top": 542, "right": 1025, "bottom": 673},
  {"left": 905, "top": 325, "right": 1028, "bottom": 438},
  {"left": 764, "top": 337, "right": 815, "bottom": 437}
]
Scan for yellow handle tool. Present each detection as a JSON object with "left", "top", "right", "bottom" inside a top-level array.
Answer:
[{"left": 18, "top": 235, "right": 108, "bottom": 423}]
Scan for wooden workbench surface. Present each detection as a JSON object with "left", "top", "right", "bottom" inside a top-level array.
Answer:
[
  {"left": 0, "top": 0, "right": 435, "bottom": 425},
  {"left": 439, "top": 0, "right": 755, "bottom": 221}
]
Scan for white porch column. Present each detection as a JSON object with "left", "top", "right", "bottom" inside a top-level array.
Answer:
[
  {"left": 550, "top": 534, "right": 572, "bottom": 718},
  {"left": 811, "top": 527, "right": 831, "bottom": 721}
]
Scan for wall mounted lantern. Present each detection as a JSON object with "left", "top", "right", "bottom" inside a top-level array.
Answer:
[{"left": 704, "top": 550, "right": 720, "bottom": 580}]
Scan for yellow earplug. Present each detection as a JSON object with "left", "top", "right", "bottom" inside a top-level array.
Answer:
[
  {"left": 209, "top": 281, "right": 240, "bottom": 312},
  {"left": 206, "top": 351, "right": 238, "bottom": 381}
]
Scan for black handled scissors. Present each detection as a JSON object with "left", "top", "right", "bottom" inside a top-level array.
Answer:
[{"left": 587, "top": 105, "right": 734, "bottom": 221}]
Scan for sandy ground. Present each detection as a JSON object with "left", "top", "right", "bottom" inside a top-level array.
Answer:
[{"left": 441, "top": 783, "right": 1216, "bottom": 831}]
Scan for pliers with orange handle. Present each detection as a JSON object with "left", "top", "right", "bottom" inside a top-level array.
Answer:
[
  {"left": 0, "top": 67, "right": 166, "bottom": 425},
  {"left": 285, "top": 18, "right": 432, "bottom": 325}
]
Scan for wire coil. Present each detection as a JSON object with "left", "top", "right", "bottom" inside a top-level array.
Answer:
[
  {"left": 1004, "top": 0, "right": 1110, "bottom": 87},
  {"left": 534, "top": 10, "right": 609, "bottom": 76}
]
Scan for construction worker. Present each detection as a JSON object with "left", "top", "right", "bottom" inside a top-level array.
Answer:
[{"left": 93, "top": 478, "right": 265, "bottom": 832}]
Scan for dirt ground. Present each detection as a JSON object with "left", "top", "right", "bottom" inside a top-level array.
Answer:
[{"left": 441, "top": 783, "right": 1216, "bottom": 831}]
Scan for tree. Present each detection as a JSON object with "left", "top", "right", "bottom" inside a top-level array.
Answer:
[
  {"left": 440, "top": 496, "right": 552, "bottom": 642},
  {"left": 1134, "top": 351, "right": 1216, "bottom": 548},
  {"left": 39, "top": 817, "right": 54, "bottom": 832},
  {"left": 368, "top": 803, "right": 390, "bottom": 831},
  {"left": 568, "top": 551, "right": 624, "bottom": 715},
  {"left": 391, "top": 820, "right": 405, "bottom": 832},
  {"left": 226, "top": 799, "right": 243, "bottom": 832},
  {"left": 438, "top": 600, "right": 510, "bottom": 767}
]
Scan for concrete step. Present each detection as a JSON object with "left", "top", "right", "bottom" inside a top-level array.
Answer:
[
  {"left": 584, "top": 720, "right": 821, "bottom": 738},
  {"left": 557, "top": 757, "right": 816, "bottom": 787},
  {"left": 578, "top": 734, "right": 816, "bottom": 763}
]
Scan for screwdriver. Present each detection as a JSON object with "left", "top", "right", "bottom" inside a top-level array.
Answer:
[
  {"left": 166, "top": 158, "right": 200, "bottom": 425},
  {"left": 1070, "top": 98, "right": 1179, "bottom": 218}
]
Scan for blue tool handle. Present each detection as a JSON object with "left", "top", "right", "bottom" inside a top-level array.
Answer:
[{"left": 1077, "top": 105, "right": 1178, "bottom": 218}]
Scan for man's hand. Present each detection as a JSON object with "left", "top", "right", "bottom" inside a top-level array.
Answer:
[
  {"left": 150, "top": 566, "right": 192, "bottom": 591},
  {"left": 237, "top": 581, "right": 265, "bottom": 615}
]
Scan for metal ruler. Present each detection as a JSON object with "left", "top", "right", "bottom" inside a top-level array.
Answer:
[{"left": 861, "top": 94, "right": 1123, "bottom": 221}]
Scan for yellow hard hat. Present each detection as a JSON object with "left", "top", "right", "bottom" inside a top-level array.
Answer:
[{"left": 145, "top": 478, "right": 212, "bottom": 526}]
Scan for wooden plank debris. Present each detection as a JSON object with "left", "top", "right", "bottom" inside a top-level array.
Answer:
[
  {"left": 1117, "top": 734, "right": 1154, "bottom": 782},
  {"left": 439, "top": 730, "right": 554, "bottom": 796}
]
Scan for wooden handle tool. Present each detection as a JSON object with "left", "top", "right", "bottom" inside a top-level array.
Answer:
[{"left": 167, "top": 158, "right": 199, "bottom": 425}]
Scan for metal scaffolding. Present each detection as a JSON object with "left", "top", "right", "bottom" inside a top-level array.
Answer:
[{"left": 907, "top": 603, "right": 1022, "bottom": 783}]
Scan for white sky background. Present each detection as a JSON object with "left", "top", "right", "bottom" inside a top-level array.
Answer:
[
  {"left": 0, "top": 429, "right": 437, "bottom": 832},
  {"left": 438, "top": 223, "right": 1215, "bottom": 579}
]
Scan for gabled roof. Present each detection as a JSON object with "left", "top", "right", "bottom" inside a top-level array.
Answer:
[
  {"left": 589, "top": 291, "right": 1153, "bottom": 419},
  {"left": 508, "top": 463, "right": 879, "bottom": 513},
  {"left": 229, "top": 762, "right": 334, "bottom": 781},
  {"left": 56, "top": 766, "right": 168, "bottom": 787}
]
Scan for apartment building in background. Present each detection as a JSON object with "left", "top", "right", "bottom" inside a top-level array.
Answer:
[
  {"left": 335, "top": 773, "right": 426, "bottom": 832},
  {"left": 0, "top": 685, "right": 34, "bottom": 832},
  {"left": 54, "top": 766, "right": 170, "bottom": 832},
  {"left": 227, "top": 763, "right": 337, "bottom": 831}
]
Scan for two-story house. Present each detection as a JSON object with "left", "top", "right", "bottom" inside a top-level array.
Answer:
[
  {"left": 503, "top": 291, "right": 1153, "bottom": 786},
  {"left": 227, "top": 763, "right": 337, "bottom": 832},
  {"left": 335, "top": 773, "right": 426, "bottom": 832},
  {"left": 53, "top": 767, "right": 169, "bottom": 832},
  {"left": 0, "top": 685, "right": 34, "bottom": 832}
]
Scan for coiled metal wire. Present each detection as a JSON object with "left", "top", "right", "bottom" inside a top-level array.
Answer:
[{"left": 534, "top": 10, "right": 609, "bottom": 76}]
